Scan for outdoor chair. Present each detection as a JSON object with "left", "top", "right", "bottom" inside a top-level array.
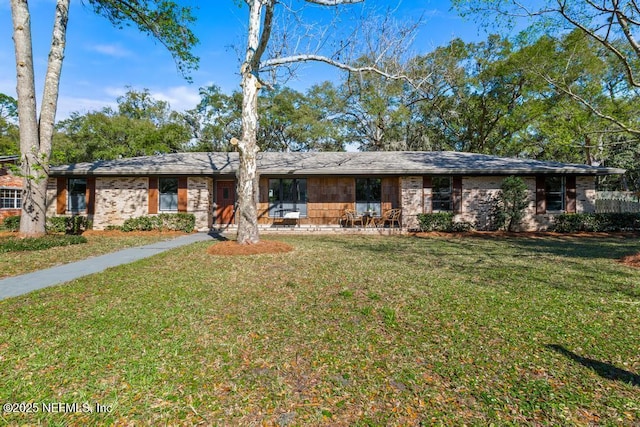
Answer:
[
  {"left": 342, "top": 208, "right": 364, "bottom": 228},
  {"left": 375, "top": 208, "right": 402, "bottom": 228}
]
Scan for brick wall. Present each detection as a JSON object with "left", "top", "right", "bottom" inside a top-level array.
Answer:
[
  {"left": 0, "top": 174, "right": 23, "bottom": 222},
  {"left": 400, "top": 176, "right": 423, "bottom": 230},
  {"left": 187, "top": 177, "right": 213, "bottom": 231}
]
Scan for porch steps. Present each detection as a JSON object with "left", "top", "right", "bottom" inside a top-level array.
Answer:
[{"left": 210, "top": 225, "right": 407, "bottom": 235}]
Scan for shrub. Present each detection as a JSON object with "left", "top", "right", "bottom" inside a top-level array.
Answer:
[
  {"left": 0, "top": 235, "right": 87, "bottom": 253},
  {"left": 159, "top": 213, "right": 196, "bottom": 233},
  {"left": 46, "top": 216, "right": 91, "bottom": 234},
  {"left": 495, "top": 176, "right": 529, "bottom": 232},
  {"left": 120, "top": 213, "right": 196, "bottom": 233},
  {"left": 417, "top": 213, "right": 474, "bottom": 232},
  {"left": 552, "top": 213, "right": 640, "bottom": 232},
  {"left": 2, "top": 215, "right": 21, "bottom": 232}
]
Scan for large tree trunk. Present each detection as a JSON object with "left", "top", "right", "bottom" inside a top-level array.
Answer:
[
  {"left": 11, "top": 0, "right": 69, "bottom": 237},
  {"left": 236, "top": 0, "right": 264, "bottom": 245}
]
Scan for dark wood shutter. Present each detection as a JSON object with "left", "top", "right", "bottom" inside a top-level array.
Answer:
[
  {"left": 148, "top": 177, "right": 158, "bottom": 214},
  {"left": 565, "top": 176, "right": 576, "bottom": 213},
  {"left": 452, "top": 176, "right": 463, "bottom": 214},
  {"left": 178, "top": 177, "right": 188, "bottom": 212},
  {"left": 86, "top": 177, "right": 96, "bottom": 215},
  {"left": 56, "top": 178, "right": 67, "bottom": 214},
  {"left": 536, "top": 176, "right": 546, "bottom": 214},
  {"left": 423, "top": 176, "right": 432, "bottom": 213}
]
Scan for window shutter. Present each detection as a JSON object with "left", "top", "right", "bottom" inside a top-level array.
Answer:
[
  {"left": 178, "top": 177, "right": 188, "bottom": 212},
  {"left": 566, "top": 176, "right": 576, "bottom": 213},
  {"left": 423, "top": 176, "right": 432, "bottom": 213},
  {"left": 56, "top": 178, "right": 67, "bottom": 214},
  {"left": 536, "top": 176, "right": 546, "bottom": 214},
  {"left": 86, "top": 177, "right": 96, "bottom": 215},
  {"left": 148, "top": 177, "right": 158, "bottom": 214},
  {"left": 452, "top": 176, "right": 462, "bottom": 214}
]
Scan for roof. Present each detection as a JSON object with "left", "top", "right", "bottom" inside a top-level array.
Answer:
[{"left": 50, "top": 151, "right": 625, "bottom": 177}]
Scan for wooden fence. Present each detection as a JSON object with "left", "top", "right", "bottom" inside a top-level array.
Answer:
[{"left": 596, "top": 194, "right": 640, "bottom": 213}]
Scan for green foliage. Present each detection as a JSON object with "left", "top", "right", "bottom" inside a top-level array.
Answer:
[
  {"left": 552, "top": 213, "right": 640, "bottom": 232},
  {"left": 53, "top": 89, "right": 191, "bottom": 164},
  {"left": 85, "top": 0, "right": 199, "bottom": 79},
  {"left": 0, "top": 93, "right": 19, "bottom": 155},
  {"left": 1, "top": 215, "right": 20, "bottom": 232},
  {"left": 120, "top": 213, "right": 195, "bottom": 233},
  {"left": 46, "top": 216, "right": 92, "bottom": 235},
  {"left": 0, "top": 234, "right": 87, "bottom": 253},
  {"left": 495, "top": 176, "right": 529, "bottom": 231},
  {"left": 417, "top": 213, "right": 474, "bottom": 232}
]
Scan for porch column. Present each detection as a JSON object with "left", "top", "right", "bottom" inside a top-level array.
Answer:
[{"left": 400, "top": 176, "right": 422, "bottom": 230}]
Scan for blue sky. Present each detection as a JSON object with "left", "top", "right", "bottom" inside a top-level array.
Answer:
[{"left": 0, "top": 1, "right": 491, "bottom": 121}]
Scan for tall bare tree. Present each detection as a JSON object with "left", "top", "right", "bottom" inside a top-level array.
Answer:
[
  {"left": 10, "top": 0, "right": 197, "bottom": 236},
  {"left": 235, "top": 0, "right": 417, "bottom": 244}
]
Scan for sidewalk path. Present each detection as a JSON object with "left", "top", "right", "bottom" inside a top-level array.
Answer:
[{"left": 0, "top": 232, "right": 216, "bottom": 301}]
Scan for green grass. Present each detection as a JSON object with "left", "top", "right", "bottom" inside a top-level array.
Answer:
[
  {"left": 0, "top": 234, "right": 639, "bottom": 425},
  {"left": 0, "top": 235, "right": 87, "bottom": 253},
  {"left": 0, "top": 232, "right": 184, "bottom": 278}
]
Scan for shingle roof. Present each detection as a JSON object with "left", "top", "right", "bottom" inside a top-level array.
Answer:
[{"left": 50, "top": 151, "right": 625, "bottom": 176}]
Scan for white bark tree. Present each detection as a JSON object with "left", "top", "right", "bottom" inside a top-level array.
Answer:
[
  {"left": 235, "top": 0, "right": 417, "bottom": 244},
  {"left": 10, "top": 0, "right": 197, "bottom": 236}
]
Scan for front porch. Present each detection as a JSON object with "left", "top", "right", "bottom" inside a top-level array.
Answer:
[{"left": 211, "top": 224, "right": 408, "bottom": 236}]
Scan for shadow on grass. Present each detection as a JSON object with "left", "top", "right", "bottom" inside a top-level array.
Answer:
[{"left": 546, "top": 344, "right": 640, "bottom": 387}]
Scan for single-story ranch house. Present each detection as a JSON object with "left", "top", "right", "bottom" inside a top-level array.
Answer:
[{"left": 48, "top": 151, "right": 624, "bottom": 231}]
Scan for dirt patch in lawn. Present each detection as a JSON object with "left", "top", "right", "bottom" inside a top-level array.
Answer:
[
  {"left": 618, "top": 253, "right": 640, "bottom": 268},
  {"left": 207, "top": 240, "right": 294, "bottom": 256}
]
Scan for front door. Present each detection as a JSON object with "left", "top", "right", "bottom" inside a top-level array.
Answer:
[{"left": 216, "top": 181, "right": 235, "bottom": 225}]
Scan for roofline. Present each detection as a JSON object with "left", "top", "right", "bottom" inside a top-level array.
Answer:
[{"left": 49, "top": 167, "right": 626, "bottom": 177}]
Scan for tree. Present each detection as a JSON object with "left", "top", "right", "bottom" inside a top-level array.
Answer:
[
  {"left": 10, "top": 0, "right": 198, "bottom": 236},
  {"left": 258, "top": 85, "right": 346, "bottom": 151},
  {"left": 0, "top": 94, "right": 19, "bottom": 155},
  {"left": 452, "top": 0, "right": 640, "bottom": 136},
  {"left": 181, "top": 86, "right": 243, "bottom": 152},
  {"left": 234, "top": 1, "right": 417, "bottom": 244},
  {"left": 495, "top": 176, "right": 528, "bottom": 232}
]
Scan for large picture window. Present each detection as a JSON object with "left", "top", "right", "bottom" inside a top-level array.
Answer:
[
  {"left": 356, "top": 178, "right": 381, "bottom": 214},
  {"left": 68, "top": 178, "right": 87, "bottom": 212},
  {"left": 269, "top": 178, "right": 307, "bottom": 217},
  {"left": 159, "top": 177, "right": 178, "bottom": 211},
  {"left": 545, "top": 176, "right": 565, "bottom": 211},
  {"left": 432, "top": 176, "right": 452, "bottom": 211},
  {"left": 0, "top": 188, "right": 21, "bottom": 209}
]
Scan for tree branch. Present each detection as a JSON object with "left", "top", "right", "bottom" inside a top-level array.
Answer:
[
  {"left": 304, "top": 0, "right": 363, "bottom": 5},
  {"left": 261, "top": 54, "right": 421, "bottom": 87}
]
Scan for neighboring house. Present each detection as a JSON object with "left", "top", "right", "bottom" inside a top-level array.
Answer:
[
  {"left": 0, "top": 155, "right": 22, "bottom": 223},
  {"left": 48, "top": 151, "right": 624, "bottom": 231}
]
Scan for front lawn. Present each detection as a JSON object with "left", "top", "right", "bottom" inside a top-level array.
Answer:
[
  {"left": 0, "top": 234, "right": 638, "bottom": 425},
  {"left": 0, "top": 231, "right": 186, "bottom": 279}
]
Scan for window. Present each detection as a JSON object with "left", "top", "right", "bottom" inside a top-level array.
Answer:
[
  {"left": 432, "top": 176, "right": 452, "bottom": 211},
  {"left": 159, "top": 177, "right": 178, "bottom": 211},
  {"left": 0, "top": 188, "right": 21, "bottom": 209},
  {"left": 269, "top": 178, "right": 307, "bottom": 217},
  {"left": 545, "top": 176, "right": 565, "bottom": 211},
  {"left": 356, "top": 178, "right": 381, "bottom": 214},
  {"left": 68, "top": 178, "right": 87, "bottom": 212}
]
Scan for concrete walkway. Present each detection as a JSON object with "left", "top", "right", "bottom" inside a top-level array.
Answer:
[{"left": 0, "top": 232, "right": 217, "bottom": 301}]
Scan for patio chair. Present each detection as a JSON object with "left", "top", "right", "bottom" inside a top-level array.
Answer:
[
  {"left": 342, "top": 208, "right": 364, "bottom": 228},
  {"left": 375, "top": 208, "right": 402, "bottom": 228}
]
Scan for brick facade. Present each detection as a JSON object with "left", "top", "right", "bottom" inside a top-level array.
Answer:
[
  {"left": 47, "top": 177, "right": 214, "bottom": 231},
  {"left": 0, "top": 173, "right": 23, "bottom": 223},
  {"left": 46, "top": 173, "right": 599, "bottom": 232}
]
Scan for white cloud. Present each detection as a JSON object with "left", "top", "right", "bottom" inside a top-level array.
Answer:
[
  {"left": 151, "top": 86, "right": 201, "bottom": 112},
  {"left": 56, "top": 96, "right": 117, "bottom": 120},
  {"left": 88, "top": 44, "right": 133, "bottom": 58}
]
